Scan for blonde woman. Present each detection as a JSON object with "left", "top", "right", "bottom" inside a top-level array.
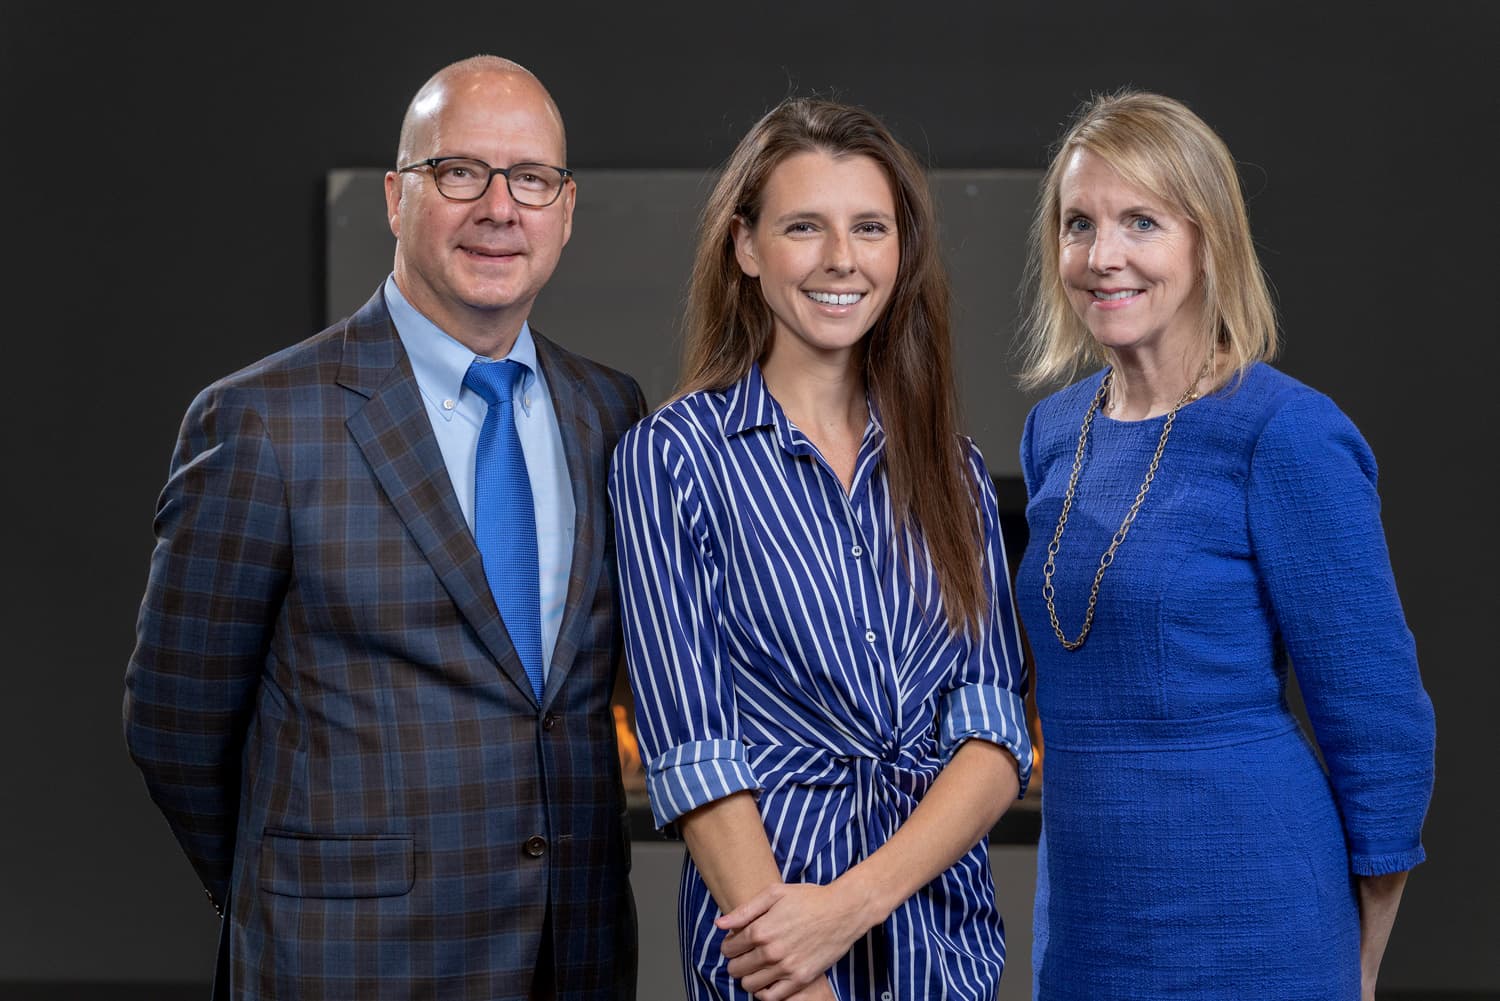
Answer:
[{"left": 1015, "top": 90, "right": 1435, "bottom": 1000}]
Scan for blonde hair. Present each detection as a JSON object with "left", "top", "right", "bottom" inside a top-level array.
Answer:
[
  {"left": 678, "top": 97, "right": 985, "bottom": 633},
  {"left": 1019, "top": 90, "right": 1278, "bottom": 390}
]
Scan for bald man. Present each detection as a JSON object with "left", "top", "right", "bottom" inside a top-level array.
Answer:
[{"left": 125, "top": 56, "right": 642, "bottom": 1000}]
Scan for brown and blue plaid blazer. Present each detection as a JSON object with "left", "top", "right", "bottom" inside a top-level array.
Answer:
[{"left": 125, "top": 289, "right": 643, "bottom": 1000}]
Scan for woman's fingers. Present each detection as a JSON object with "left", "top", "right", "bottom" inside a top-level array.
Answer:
[{"left": 716, "top": 885, "right": 783, "bottom": 931}]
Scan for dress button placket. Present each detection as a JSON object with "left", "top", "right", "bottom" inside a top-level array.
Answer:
[{"left": 846, "top": 514, "right": 878, "bottom": 646}]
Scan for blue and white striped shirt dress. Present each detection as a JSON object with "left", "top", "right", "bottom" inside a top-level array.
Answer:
[{"left": 610, "top": 365, "right": 1033, "bottom": 1001}]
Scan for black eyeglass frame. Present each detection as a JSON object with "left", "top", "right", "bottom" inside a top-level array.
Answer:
[{"left": 396, "top": 157, "right": 575, "bottom": 206}]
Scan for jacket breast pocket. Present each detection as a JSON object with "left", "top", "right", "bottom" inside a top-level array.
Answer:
[{"left": 259, "top": 830, "right": 415, "bottom": 898}]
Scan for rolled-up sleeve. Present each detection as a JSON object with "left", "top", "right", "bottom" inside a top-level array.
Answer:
[
  {"left": 937, "top": 443, "right": 1034, "bottom": 796},
  {"left": 610, "top": 421, "right": 760, "bottom": 829},
  {"left": 1248, "top": 394, "right": 1435, "bottom": 875}
]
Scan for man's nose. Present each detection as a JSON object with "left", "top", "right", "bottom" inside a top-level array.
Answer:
[{"left": 475, "top": 172, "right": 521, "bottom": 223}]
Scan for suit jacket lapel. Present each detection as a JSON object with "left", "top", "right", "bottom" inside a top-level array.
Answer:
[
  {"left": 534, "top": 332, "right": 605, "bottom": 708},
  {"left": 337, "top": 291, "right": 539, "bottom": 706}
]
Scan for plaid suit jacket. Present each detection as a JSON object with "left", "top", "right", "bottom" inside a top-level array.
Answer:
[{"left": 125, "top": 290, "right": 643, "bottom": 1000}]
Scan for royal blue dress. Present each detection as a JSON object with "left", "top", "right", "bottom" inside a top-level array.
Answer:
[
  {"left": 611, "top": 366, "right": 1033, "bottom": 1001},
  {"left": 1016, "top": 364, "right": 1435, "bottom": 1000}
]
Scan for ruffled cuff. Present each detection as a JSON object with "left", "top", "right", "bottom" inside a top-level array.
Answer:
[
  {"left": 644, "top": 739, "right": 761, "bottom": 829},
  {"left": 1351, "top": 843, "right": 1426, "bottom": 876},
  {"left": 939, "top": 683, "right": 1034, "bottom": 798}
]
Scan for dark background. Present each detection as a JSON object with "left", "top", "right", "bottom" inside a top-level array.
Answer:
[{"left": 3, "top": 0, "right": 1495, "bottom": 994}]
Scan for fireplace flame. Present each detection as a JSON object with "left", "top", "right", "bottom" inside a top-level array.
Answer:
[
  {"left": 613, "top": 703, "right": 644, "bottom": 785},
  {"left": 1025, "top": 687, "right": 1045, "bottom": 789}
]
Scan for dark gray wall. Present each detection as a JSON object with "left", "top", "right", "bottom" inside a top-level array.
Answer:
[{"left": 3, "top": 0, "right": 1495, "bottom": 991}]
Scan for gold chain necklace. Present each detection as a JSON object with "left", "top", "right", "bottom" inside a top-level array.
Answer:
[{"left": 1041, "top": 361, "right": 1209, "bottom": 651}]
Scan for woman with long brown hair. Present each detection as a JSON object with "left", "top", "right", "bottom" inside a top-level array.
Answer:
[{"left": 610, "top": 98, "right": 1033, "bottom": 1001}]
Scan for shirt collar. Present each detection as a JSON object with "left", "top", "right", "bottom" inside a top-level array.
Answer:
[
  {"left": 866, "top": 393, "right": 886, "bottom": 437},
  {"left": 384, "top": 274, "right": 539, "bottom": 415},
  {"left": 722, "top": 362, "right": 884, "bottom": 457},
  {"left": 722, "top": 363, "right": 780, "bottom": 439}
]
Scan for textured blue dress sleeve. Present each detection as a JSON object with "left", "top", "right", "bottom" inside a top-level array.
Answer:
[
  {"left": 609, "top": 419, "right": 760, "bottom": 830},
  {"left": 1020, "top": 404, "right": 1040, "bottom": 499},
  {"left": 1246, "top": 392, "right": 1435, "bottom": 875}
]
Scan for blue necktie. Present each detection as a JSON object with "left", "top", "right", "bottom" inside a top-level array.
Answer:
[{"left": 463, "top": 359, "right": 545, "bottom": 702}]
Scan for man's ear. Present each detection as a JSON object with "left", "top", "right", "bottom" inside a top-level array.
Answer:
[
  {"left": 384, "top": 171, "right": 403, "bottom": 239},
  {"left": 731, "top": 215, "right": 760, "bottom": 278},
  {"left": 559, "top": 175, "right": 576, "bottom": 249}
]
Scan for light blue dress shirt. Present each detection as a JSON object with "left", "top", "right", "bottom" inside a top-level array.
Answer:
[{"left": 384, "top": 275, "right": 576, "bottom": 675}]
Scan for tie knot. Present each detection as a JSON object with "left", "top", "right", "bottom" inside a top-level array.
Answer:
[{"left": 463, "top": 358, "right": 527, "bottom": 406}]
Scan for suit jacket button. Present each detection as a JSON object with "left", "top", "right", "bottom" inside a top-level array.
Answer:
[
  {"left": 523, "top": 835, "right": 548, "bottom": 858},
  {"left": 542, "top": 712, "right": 559, "bottom": 731}
]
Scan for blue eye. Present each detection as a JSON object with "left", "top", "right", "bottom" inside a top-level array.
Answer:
[
  {"left": 1066, "top": 216, "right": 1092, "bottom": 233},
  {"left": 1131, "top": 216, "right": 1157, "bottom": 231}
]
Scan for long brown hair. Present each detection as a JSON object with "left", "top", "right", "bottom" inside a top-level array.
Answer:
[
  {"left": 678, "top": 97, "right": 984, "bottom": 632},
  {"left": 1020, "top": 90, "right": 1278, "bottom": 390}
]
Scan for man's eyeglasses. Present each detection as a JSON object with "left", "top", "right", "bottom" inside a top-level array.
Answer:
[{"left": 397, "top": 157, "right": 574, "bottom": 207}]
